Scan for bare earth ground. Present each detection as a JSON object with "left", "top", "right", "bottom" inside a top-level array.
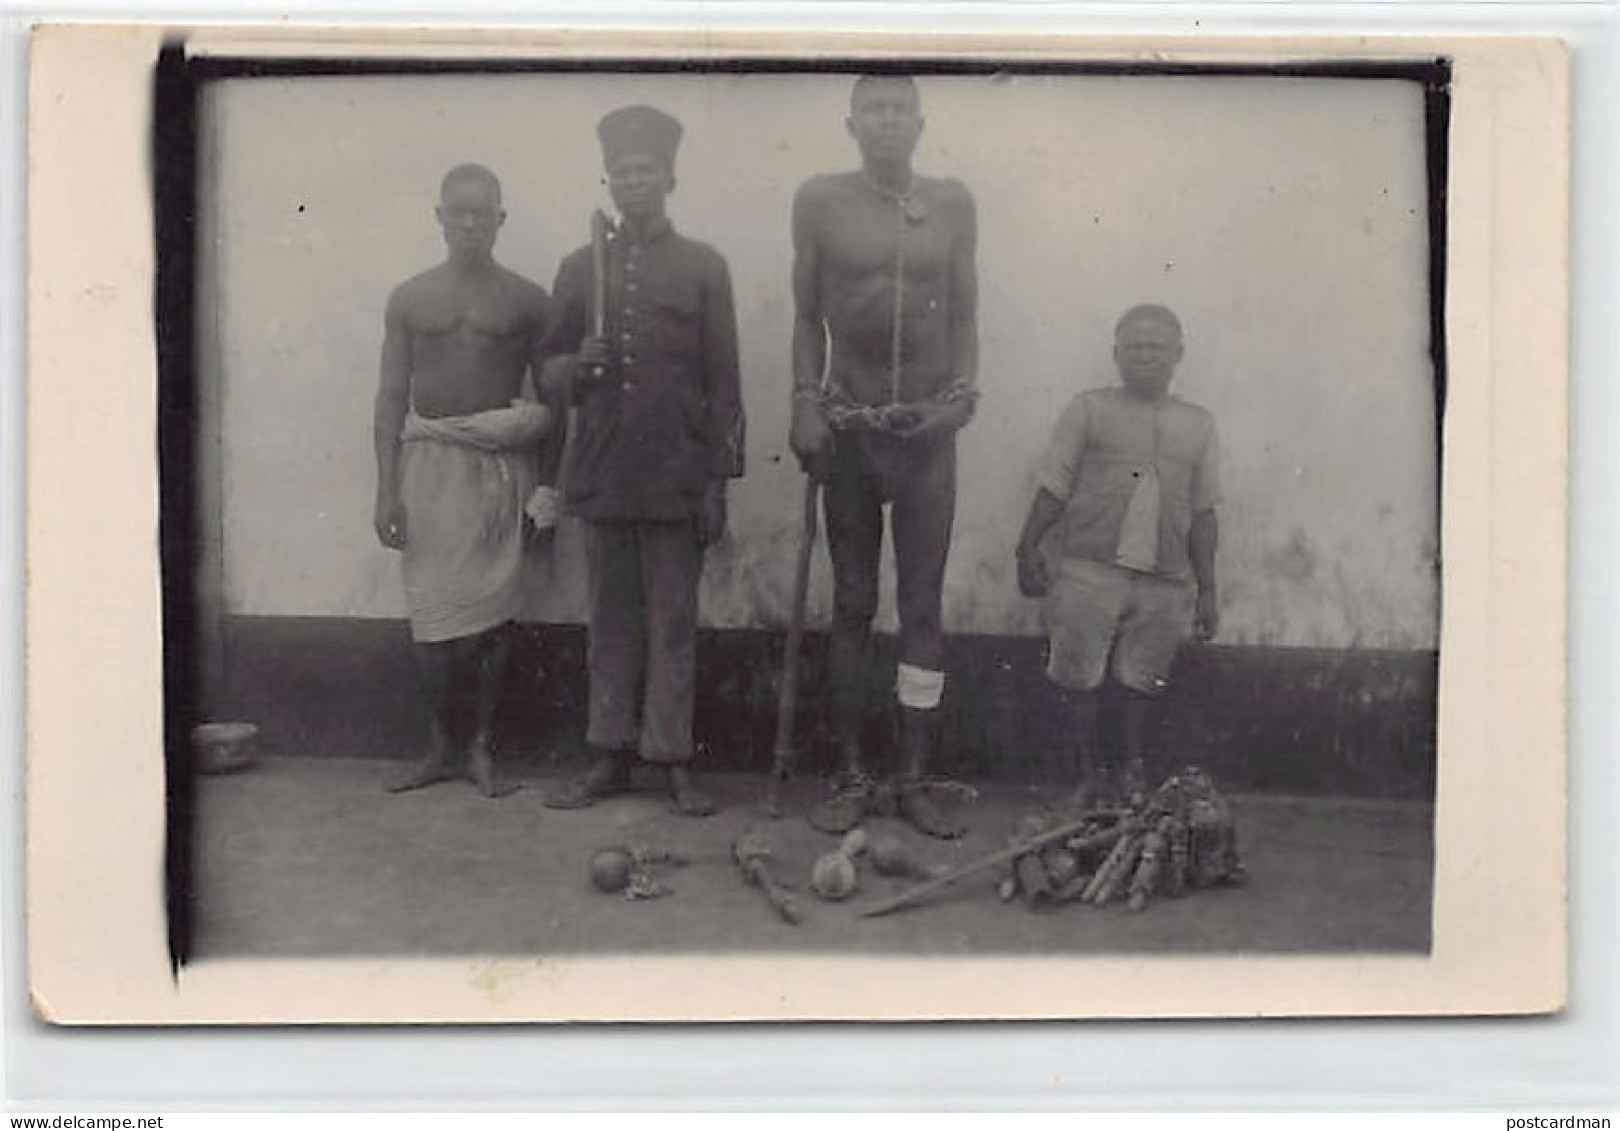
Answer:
[{"left": 191, "top": 756, "right": 1433, "bottom": 959}]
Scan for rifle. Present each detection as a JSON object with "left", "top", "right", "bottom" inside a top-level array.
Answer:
[{"left": 586, "top": 208, "right": 612, "bottom": 384}]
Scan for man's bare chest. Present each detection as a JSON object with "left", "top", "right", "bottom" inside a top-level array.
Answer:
[
  {"left": 410, "top": 283, "right": 533, "bottom": 348},
  {"left": 820, "top": 203, "right": 956, "bottom": 282}
]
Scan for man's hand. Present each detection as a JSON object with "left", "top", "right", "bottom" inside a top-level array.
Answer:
[
  {"left": 576, "top": 335, "right": 613, "bottom": 384},
  {"left": 891, "top": 398, "right": 971, "bottom": 442},
  {"left": 696, "top": 481, "right": 729, "bottom": 547},
  {"left": 374, "top": 496, "right": 407, "bottom": 551},
  {"left": 1194, "top": 586, "right": 1220, "bottom": 642},
  {"left": 524, "top": 485, "right": 559, "bottom": 550},
  {"left": 540, "top": 337, "right": 613, "bottom": 402},
  {"left": 789, "top": 398, "right": 835, "bottom": 482},
  {"left": 1016, "top": 547, "right": 1052, "bottom": 598}
]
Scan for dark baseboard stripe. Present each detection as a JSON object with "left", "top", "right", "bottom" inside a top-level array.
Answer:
[{"left": 211, "top": 616, "right": 1437, "bottom": 800}]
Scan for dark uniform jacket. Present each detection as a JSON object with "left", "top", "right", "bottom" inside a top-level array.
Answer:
[{"left": 541, "top": 218, "right": 745, "bottom": 522}]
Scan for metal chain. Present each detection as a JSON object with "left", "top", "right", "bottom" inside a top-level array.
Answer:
[{"left": 889, "top": 193, "right": 906, "bottom": 405}]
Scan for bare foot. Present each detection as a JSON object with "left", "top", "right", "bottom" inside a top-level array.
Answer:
[
  {"left": 667, "top": 765, "right": 716, "bottom": 818},
  {"left": 387, "top": 756, "right": 458, "bottom": 794},
  {"left": 899, "top": 783, "right": 967, "bottom": 840},
  {"left": 467, "top": 741, "right": 519, "bottom": 800},
  {"left": 1069, "top": 766, "right": 1121, "bottom": 811},
  {"left": 807, "top": 770, "right": 875, "bottom": 834},
  {"left": 543, "top": 750, "right": 627, "bottom": 810},
  {"left": 1065, "top": 776, "right": 1106, "bottom": 812}
]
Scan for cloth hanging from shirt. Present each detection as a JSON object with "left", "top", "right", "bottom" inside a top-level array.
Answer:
[{"left": 1115, "top": 464, "right": 1162, "bottom": 574}]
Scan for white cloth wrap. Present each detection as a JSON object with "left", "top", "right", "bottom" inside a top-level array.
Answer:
[
  {"left": 895, "top": 662, "right": 946, "bottom": 710},
  {"left": 397, "top": 401, "right": 552, "bottom": 643}
]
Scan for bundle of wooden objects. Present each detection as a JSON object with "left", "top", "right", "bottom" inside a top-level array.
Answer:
[
  {"left": 861, "top": 765, "right": 1245, "bottom": 918},
  {"left": 996, "top": 765, "right": 1246, "bottom": 912}
]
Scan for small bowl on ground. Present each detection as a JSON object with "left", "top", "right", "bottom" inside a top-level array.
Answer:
[{"left": 191, "top": 722, "right": 259, "bottom": 775}]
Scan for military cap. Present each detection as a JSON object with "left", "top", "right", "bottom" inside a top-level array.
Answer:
[{"left": 597, "top": 104, "right": 683, "bottom": 171}]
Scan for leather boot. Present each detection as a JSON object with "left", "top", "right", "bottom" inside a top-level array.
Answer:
[{"left": 897, "top": 706, "right": 966, "bottom": 839}]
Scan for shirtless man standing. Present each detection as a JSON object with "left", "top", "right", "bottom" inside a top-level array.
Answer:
[
  {"left": 789, "top": 75, "right": 980, "bottom": 838},
  {"left": 373, "top": 163, "right": 554, "bottom": 798}
]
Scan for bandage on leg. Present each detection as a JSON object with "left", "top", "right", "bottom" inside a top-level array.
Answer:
[{"left": 895, "top": 663, "right": 945, "bottom": 711}]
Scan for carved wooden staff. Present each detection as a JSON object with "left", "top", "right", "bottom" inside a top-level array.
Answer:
[{"left": 734, "top": 828, "right": 805, "bottom": 925}]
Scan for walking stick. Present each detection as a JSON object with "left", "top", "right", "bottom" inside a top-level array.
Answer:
[
  {"left": 858, "top": 812, "right": 1128, "bottom": 919},
  {"left": 764, "top": 475, "right": 821, "bottom": 817}
]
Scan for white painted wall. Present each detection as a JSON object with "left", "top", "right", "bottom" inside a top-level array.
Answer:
[{"left": 204, "top": 71, "right": 1438, "bottom": 648}]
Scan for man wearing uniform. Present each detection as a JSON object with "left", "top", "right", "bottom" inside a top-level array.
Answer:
[
  {"left": 373, "top": 163, "right": 554, "bottom": 798},
  {"left": 540, "top": 105, "right": 745, "bottom": 817},
  {"left": 1015, "top": 304, "right": 1221, "bottom": 808},
  {"left": 789, "top": 75, "right": 980, "bottom": 839}
]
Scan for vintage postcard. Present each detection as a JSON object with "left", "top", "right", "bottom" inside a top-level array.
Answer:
[{"left": 25, "top": 25, "right": 1566, "bottom": 1023}]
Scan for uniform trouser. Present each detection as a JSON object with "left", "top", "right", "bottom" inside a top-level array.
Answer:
[
  {"left": 584, "top": 519, "right": 702, "bottom": 764},
  {"left": 823, "top": 431, "right": 956, "bottom": 716}
]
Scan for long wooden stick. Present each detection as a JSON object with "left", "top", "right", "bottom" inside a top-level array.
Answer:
[
  {"left": 858, "top": 812, "right": 1126, "bottom": 919},
  {"left": 764, "top": 476, "right": 820, "bottom": 816}
]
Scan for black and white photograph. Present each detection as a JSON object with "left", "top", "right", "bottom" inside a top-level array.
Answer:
[
  {"left": 176, "top": 56, "right": 1441, "bottom": 954},
  {"left": 22, "top": 29, "right": 1568, "bottom": 1025}
]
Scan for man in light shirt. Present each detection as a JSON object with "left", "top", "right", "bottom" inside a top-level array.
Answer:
[{"left": 1015, "top": 304, "right": 1221, "bottom": 808}]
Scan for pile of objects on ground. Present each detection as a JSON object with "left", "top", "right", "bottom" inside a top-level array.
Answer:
[
  {"left": 585, "top": 764, "right": 1246, "bottom": 923},
  {"left": 991, "top": 765, "right": 1247, "bottom": 914}
]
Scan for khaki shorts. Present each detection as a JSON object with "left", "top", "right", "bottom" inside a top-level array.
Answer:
[{"left": 1044, "top": 559, "right": 1195, "bottom": 693}]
